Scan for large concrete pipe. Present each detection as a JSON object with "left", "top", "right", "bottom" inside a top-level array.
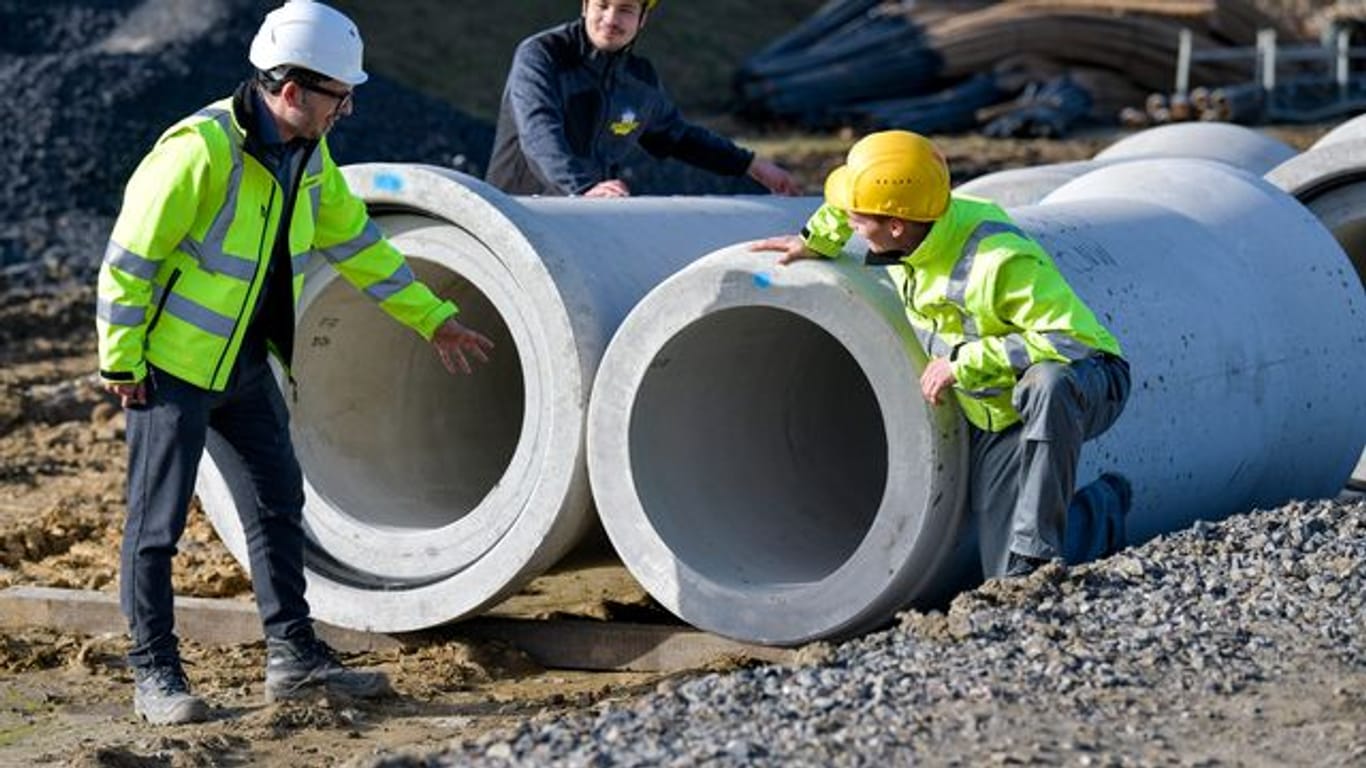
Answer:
[
  {"left": 587, "top": 159, "right": 1366, "bottom": 645},
  {"left": 1310, "top": 113, "right": 1366, "bottom": 150},
  {"left": 959, "top": 123, "right": 1299, "bottom": 207},
  {"left": 196, "top": 165, "right": 817, "bottom": 632},
  {"left": 1092, "top": 122, "right": 1296, "bottom": 174},
  {"left": 956, "top": 160, "right": 1105, "bottom": 208},
  {"left": 1265, "top": 129, "right": 1366, "bottom": 487}
]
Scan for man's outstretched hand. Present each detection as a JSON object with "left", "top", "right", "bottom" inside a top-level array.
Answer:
[
  {"left": 749, "top": 235, "right": 819, "bottom": 265},
  {"left": 432, "top": 318, "right": 495, "bottom": 375}
]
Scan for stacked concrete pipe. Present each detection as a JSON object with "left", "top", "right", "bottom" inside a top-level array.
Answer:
[
  {"left": 1305, "top": 112, "right": 1366, "bottom": 150},
  {"left": 1266, "top": 115, "right": 1366, "bottom": 488},
  {"left": 587, "top": 159, "right": 1366, "bottom": 645},
  {"left": 196, "top": 165, "right": 816, "bottom": 632},
  {"left": 958, "top": 122, "right": 1298, "bottom": 206}
]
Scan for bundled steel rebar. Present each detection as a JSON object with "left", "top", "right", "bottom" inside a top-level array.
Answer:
[
  {"left": 981, "top": 76, "right": 1094, "bottom": 137},
  {"left": 828, "top": 72, "right": 1002, "bottom": 132},
  {"left": 733, "top": 0, "right": 1309, "bottom": 132}
]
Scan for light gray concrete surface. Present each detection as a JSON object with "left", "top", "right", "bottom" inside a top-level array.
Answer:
[
  {"left": 956, "top": 160, "right": 1106, "bottom": 207},
  {"left": 197, "top": 165, "right": 818, "bottom": 632},
  {"left": 1310, "top": 112, "right": 1366, "bottom": 150},
  {"left": 1266, "top": 132, "right": 1366, "bottom": 489},
  {"left": 961, "top": 123, "right": 1300, "bottom": 208},
  {"left": 1092, "top": 122, "right": 1297, "bottom": 174}
]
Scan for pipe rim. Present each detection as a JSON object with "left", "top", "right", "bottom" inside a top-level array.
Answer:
[
  {"left": 286, "top": 218, "right": 538, "bottom": 581},
  {"left": 588, "top": 247, "right": 968, "bottom": 644},
  {"left": 198, "top": 166, "right": 595, "bottom": 630}
]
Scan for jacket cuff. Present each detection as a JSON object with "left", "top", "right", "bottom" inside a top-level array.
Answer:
[
  {"left": 800, "top": 227, "right": 844, "bottom": 259},
  {"left": 415, "top": 300, "right": 459, "bottom": 341},
  {"left": 100, "top": 362, "right": 146, "bottom": 386}
]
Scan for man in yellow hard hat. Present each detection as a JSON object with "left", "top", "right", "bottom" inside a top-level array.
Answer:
[
  {"left": 96, "top": 1, "right": 495, "bottom": 725},
  {"left": 487, "top": 0, "right": 800, "bottom": 197},
  {"left": 752, "top": 130, "right": 1132, "bottom": 581}
]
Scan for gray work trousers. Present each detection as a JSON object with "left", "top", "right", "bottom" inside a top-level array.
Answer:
[{"left": 969, "top": 355, "right": 1131, "bottom": 578}]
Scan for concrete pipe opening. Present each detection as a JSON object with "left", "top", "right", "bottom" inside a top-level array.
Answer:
[
  {"left": 589, "top": 252, "right": 971, "bottom": 646},
  {"left": 628, "top": 306, "right": 887, "bottom": 587},
  {"left": 1265, "top": 138, "right": 1366, "bottom": 288},
  {"left": 290, "top": 215, "right": 526, "bottom": 575}
]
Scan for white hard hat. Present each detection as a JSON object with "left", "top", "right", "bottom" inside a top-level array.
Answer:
[{"left": 249, "top": 1, "right": 368, "bottom": 86}]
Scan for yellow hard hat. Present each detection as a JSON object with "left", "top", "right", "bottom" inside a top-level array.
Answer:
[{"left": 823, "top": 130, "right": 950, "bottom": 222}]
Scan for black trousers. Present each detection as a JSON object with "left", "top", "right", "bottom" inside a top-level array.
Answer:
[{"left": 120, "top": 350, "right": 308, "bottom": 669}]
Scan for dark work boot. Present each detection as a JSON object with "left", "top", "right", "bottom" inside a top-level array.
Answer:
[
  {"left": 1098, "top": 472, "right": 1132, "bottom": 554},
  {"left": 133, "top": 662, "right": 210, "bottom": 725},
  {"left": 1004, "top": 552, "right": 1048, "bottom": 578},
  {"left": 264, "top": 634, "right": 390, "bottom": 703}
]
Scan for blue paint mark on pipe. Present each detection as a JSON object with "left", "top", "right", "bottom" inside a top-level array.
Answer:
[
  {"left": 374, "top": 173, "right": 404, "bottom": 193},
  {"left": 753, "top": 271, "right": 773, "bottom": 289}
]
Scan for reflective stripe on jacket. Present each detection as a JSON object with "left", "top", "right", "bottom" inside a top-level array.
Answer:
[
  {"left": 802, "top": 194, "right": 1122, "bottom": 432},
  {"left": 97, "top": 88, "right": 457, "bottom": 391}
]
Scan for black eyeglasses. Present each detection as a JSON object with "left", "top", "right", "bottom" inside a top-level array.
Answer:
[{"left": 297, "top": 80, "right": 353, "bottom": 110}]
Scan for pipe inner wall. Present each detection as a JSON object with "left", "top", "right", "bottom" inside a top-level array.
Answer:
[
  {"left": 296, "top": 261, "right": 523, "bottom": 530},
  {"left": 629, "top": 307, "right": 887, "bottom": 586}
]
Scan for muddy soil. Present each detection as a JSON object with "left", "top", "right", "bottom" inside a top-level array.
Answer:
[
  {"left": 0, "top": 279, "right": 680, "bottom": 767},
  {"left": 0, "top": 127, "right": 1339, "bottom": 766}
]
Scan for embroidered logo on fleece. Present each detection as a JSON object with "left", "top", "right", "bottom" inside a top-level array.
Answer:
[{"left": 609, "top": 109, "right": 640, "bottom": 136}]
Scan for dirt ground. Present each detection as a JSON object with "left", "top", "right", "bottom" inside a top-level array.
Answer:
[
  {"left": 0, "top": 229, "right": 688, "bottom": 768},
  {"left": 0, "top": 127, "right": 1339, "bottom": 767}
]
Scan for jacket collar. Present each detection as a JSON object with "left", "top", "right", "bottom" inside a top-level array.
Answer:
[
  {"left": 569, "top": 17, "right": 631, "bottom": 71},
  {"left": 904, "top": 197, "right": 963, "bottom": 269},
  {"left": 231, "top": 80, "right": 319, "bottom": 164}
]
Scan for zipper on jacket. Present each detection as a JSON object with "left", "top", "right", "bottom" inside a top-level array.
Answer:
[
  {"left": 593, "top": 57, "right": 620, "bottom": 181},
  {"left": 208, "top": 182, "right": 278, "bottom": 387},
  {"left": 146, "top": 268, "right": 182, "bottom": 337}
]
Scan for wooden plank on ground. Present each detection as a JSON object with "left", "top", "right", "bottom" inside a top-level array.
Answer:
[
  {"left": 0, "top": 585, "right": 401, "bottom": 652},
  {"left": 452, "top": 617, "right": 795, "bottom": 672},
  {"left": 0, "top": 586, "right": 796, "bottom": 672}
]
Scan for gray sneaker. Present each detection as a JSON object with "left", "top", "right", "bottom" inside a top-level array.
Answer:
[
  {"left": 264, "top": 634, "right": 390, "bottom": 703},
  {"left": 133, "top": 663, "right": 210, "bottom": 725}
]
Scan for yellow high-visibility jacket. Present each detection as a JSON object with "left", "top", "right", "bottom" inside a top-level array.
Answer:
[
  {"left": 97, "top": 87, "right": 456, "bottom": 391},
  {"left": 803, "top": 194, "right": 1122, "bottom": 432}
]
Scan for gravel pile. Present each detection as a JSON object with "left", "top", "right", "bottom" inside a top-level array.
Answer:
[
  {"left": 382, "top": 495, "right": 1365, "bottom": 766},
  {"left": 0, "top": 0, "right": 491, "bottom": 290},
  {"left": 0, "top": 0, "right": 760, "bottom": 294}
]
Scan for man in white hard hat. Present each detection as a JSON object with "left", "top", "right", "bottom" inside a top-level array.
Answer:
[
  {"left": 95, "top": 1, "right": 494, "bottom": 724},
  {"left": 487, "top": 0, "right": 800, "bottom": 197}
]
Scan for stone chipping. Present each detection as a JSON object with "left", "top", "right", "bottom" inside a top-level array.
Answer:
[{"left": 389, "top": 496, "right": 1366, "bottom": 767}]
